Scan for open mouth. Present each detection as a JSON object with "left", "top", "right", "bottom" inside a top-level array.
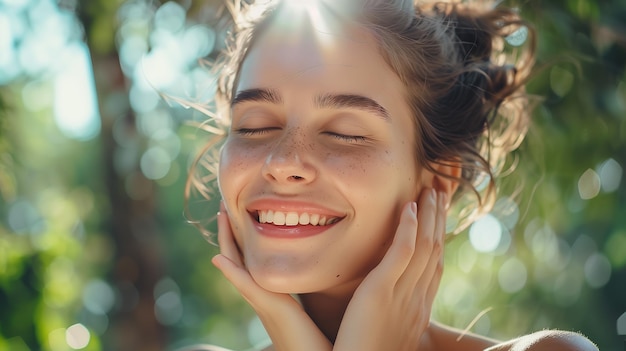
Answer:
[{"left": 253, "top": 210, "right": 343, "bottom": 226}]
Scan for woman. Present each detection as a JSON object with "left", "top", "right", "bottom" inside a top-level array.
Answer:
[{"left": 187, "top": 0, "right": 599, "bottom": 350}]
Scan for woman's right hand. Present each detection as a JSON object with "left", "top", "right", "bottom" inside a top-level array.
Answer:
[{"left": 211, "top": 202, "right": 332, "bottom": 351}]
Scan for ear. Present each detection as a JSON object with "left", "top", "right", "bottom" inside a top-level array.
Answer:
[{"left": 421, "top": 159, "right": 462, "bottom": 201}]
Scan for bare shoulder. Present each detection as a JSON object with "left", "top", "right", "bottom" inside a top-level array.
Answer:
[
  {"left": 175, "top": 344, "right": 274, "bottom": 351},
  {"left": 426, "top": 321, "right": 499, "bottom": 351},
  {"left": 484, "top": 330, "right": 599, "bottom": 351},
  {"left": 427, "top": 322, "right": 598, "bottom": 351},
  {"left": 175, "top": 345, "right": 237, "bottom": 351},
  {"left": 178, "top": 329, "right": 596, "bottom": 351}
]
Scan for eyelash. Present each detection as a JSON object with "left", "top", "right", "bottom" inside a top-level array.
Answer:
[
  {"left": 235, "top": 128, "right": 368, "bottom": 144},
  {"left": 324, "top": 132, "right": 368, "bottom": 144},
  {"left": 235, "top": 128, "right": 278, "bottom": 136}
]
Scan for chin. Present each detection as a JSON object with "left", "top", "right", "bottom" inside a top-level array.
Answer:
[
  {"left": 250, "top": 265, "right": 365, "bottom": 296},
  {"left": 252, "top": 272, "right": 311, "bottom": 294},
  {"left": 248, "top": 267, "right": 329, "bottom": 294}
]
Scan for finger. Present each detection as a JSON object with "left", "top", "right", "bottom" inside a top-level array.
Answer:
[
  {"left": 213, "top": 207, "right": 296, "bottom": 304},
  {"left": 211, "top": 253, "right": 282, "bottom": 308},
  {"left": 211, "top": 254, "right": 258, "bottom": 303},
  {"left": 400, "top": 188, "right": 438, "bottom": 286},
  {"left": 424, "top": 249, "right": 444, "bottom": 307},
  {"left": 216, "top": 201, "right": 244, "bottom": 267},
  {"left": 212, "top": 254, "right": 294, "bottom": 313},
  {"left": 363, "top": 201, "right": 418, "bottom": 286},
  {"left": 213, "top": 205, "right": 332, "bottom": 351},
  {"left": 419, "top": 191, "right": 446, "bottom": 303},
  {"left": 417, "top": 247, "right": 443, "bottom": 319},
  {"left": 212, "top": 255, "right": 323, "bottom": 346}
]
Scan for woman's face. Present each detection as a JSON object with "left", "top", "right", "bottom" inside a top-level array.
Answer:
[{"left": 218, "top": 14, "right": 426, "bottom": 294}]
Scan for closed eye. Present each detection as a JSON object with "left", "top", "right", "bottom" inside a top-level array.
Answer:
[
  {"left": 324, "top": 132, "right": 369, "bottom": 144},
  {"left": 235, "top": 127, "right": 280, "bottom": 137}
]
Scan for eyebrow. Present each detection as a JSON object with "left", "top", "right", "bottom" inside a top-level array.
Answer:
[
  {"left": 231, "top": 88, "right": 390, "bottom": 122},
  {"left": 231, "top": 88, "right": 283, "bottom": 107},
  {"left": 314, "top": 93, "right": 390, "bottom": 122}
]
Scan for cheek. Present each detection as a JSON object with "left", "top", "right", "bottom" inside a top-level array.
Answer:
[
  {"left": 323, "top": 145, "right": 390, "bottom": 176},
  {"left": 218, "top": 140, "right": 268, "bottom": 235},
  {"left": 327, "top": 144, "right": 417, "bottom": 196},
  {"left": 219, "top": 140, "right": 266, "bottom": 195}
]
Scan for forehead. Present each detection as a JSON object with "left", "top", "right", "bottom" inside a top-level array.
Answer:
[{"left": 236, "top": 11, "right": 406, "bottom": 101}]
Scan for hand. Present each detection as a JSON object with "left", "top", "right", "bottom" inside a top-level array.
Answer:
[
  {"left": 211, "top": 202, "right": 332, "bottom": 351},
  {"left": 333, "top": 189, "right": 446, "bottom": 351}
]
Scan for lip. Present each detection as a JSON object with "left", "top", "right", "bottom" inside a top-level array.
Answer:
[
  {"left": 247, "top": 199, "right": 346, "bottom": 217},
  {"left": 246, "top": 198, "right": 346, "bottom": 239}
]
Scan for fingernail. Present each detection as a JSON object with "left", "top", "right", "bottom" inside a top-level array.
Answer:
[
  {"left": 410, "top": 201, "right": 417, "bottom": 216},
  {"left": 220, "top": 200, "right": 229, "bottom": 214},
  {"left": 211, "top": 254, "right": 223, "bottom": 269},
  {"left": 430, "top": 188, "right": 437, "bottom": 201}
]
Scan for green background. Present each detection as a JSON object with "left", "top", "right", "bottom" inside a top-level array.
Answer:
[{"left": 0, "top": 0, "right": 624, "bottom": 350}]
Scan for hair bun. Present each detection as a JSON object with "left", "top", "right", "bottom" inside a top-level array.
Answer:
[{"left": 419, "top": 2, "right": 533, "bottom": 104}]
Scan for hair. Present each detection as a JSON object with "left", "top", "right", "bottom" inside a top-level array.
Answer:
[{"left": 186, "top": 0, "right": 536, "bottom": 237}]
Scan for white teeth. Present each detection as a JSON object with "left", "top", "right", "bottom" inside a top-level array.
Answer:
[
  {"left": 273, "top": 211, "right": 286, "bottom": 225},
  {"left": 259, "top": 211, "right": 266, "bottom": 223},
  {"left": 257, "top": 210, "right": 340, "bottom": 226},
  {"left": 299, "top": 213, "right": 310, "bottom": 225},
  {"left": 267, "top": 210, "right": 274, "bottom": 223},
  {"left": 310, "top": 214, "right": 320, "bottom": 225},
  {"left": 285, "top": 212, "right": 299, "bottom": 226}
]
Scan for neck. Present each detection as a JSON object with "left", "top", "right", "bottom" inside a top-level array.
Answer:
[
  {"left": 297, "top": 283, "right": 438, "bottom": 351},
  {"left": 297, "top": 280, "right": 360, "bottom": 343}
]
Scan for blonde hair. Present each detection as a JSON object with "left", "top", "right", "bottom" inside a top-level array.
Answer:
[{"left": 186, "top": 0, "right": 536, "bottom": 237}]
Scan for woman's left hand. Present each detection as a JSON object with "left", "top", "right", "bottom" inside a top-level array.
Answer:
[{"left": 333, "top": 189, "right": 446, "bottom": 351}]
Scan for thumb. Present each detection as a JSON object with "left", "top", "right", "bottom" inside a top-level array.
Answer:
[
  {"left": 213, "top": 255, "right": 332, "bottom": 351},
  {"left": 212, "top": 253, "right": 267, "bottom": 307}
]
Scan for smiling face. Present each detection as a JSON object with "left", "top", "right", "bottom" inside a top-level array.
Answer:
[{"left": 218, "top": 11, "right": 427, "bottom": 294}]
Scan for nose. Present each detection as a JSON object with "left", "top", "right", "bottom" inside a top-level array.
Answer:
[{"left": 262, "top": 133, "right": 317, "bottom": 185}]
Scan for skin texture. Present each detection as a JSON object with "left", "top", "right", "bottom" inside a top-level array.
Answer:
[
  {"left": 208, "top": 6, "right": 599, "bottom": 351},
  {"left": 215, "top": 11, "right": 454, "bottom": 350},
  {"left": 219, "top": 14, "right": 425, "bottom": 296}
]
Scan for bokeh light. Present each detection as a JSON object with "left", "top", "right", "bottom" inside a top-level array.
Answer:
[
  {"left": 584, "top": 253, "right": 612, "bottom": 288},
  {"left": 53, "top": 42, "right": 101, "bottom": 141},
  {"left": 550, "top": 66, "right": 575, "bottom": 97},
  {"left": 469, "top": 214, "right": 502, "bottom": 253},
  {"left": 598, "top": 158, "right": 623, "bottom": 193},
  {"left": 505, "top": 26, "right": 528, "bottom": 46},
  {"left": 65, "top": 324, "right": 90, "bottom": 350},
  {"left": 155, "top": 291, "right": 183, "bottom": 325},
  {"left": 618, "top": 312, "right": 626, "bottom": 335},
  {"left": 247, "top": 316, "right": 270, "bottom": 349},
  {"left": 140, "top": 146, "right": 172, "bottom": 180},
  {"left": 154, "top": 277, "right": 183, "bottom": 326},
  {"left": 498, "top": 257, "right": 528, "bottom": 293},
  {"left": 82, "top": 279, "right": 116, "bottom": 315},
  {"left": 578, "top": 168, "right": 601, "bottom": 200}
]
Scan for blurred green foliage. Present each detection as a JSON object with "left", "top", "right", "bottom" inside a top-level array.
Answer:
[{"left": 0, "top": 0, "right": 624, "bottom": 351}]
